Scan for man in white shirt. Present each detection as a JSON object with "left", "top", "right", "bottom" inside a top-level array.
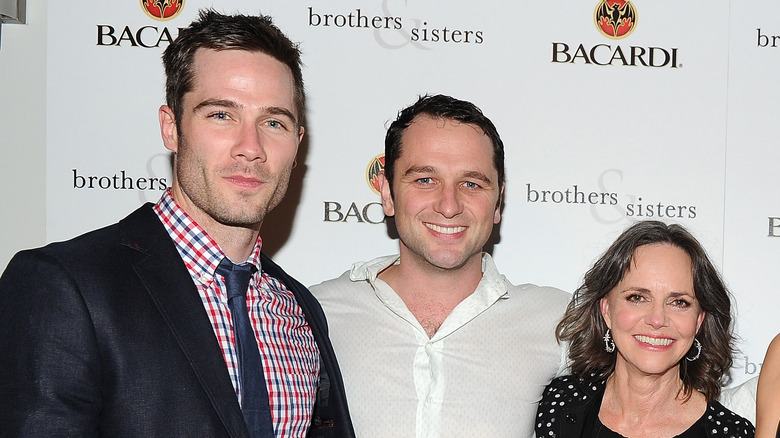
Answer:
[{"left": 311, "top": 94, "right": 570, "bottom": 438}]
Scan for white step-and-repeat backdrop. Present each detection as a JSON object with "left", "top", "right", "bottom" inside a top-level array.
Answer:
[{"left": 45, "top": 0, "right": 778, "bottom": 386}]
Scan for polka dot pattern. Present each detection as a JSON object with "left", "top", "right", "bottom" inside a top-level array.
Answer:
[{"left": 535, "top": 376, "right": 756, "bottom": 437}]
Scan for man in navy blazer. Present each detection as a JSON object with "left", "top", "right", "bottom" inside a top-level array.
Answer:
[{"left": 0, "top": 9, "right": 354, "bottom": 438}]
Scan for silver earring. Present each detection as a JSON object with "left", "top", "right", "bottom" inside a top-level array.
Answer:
[
  {"left": 604, "top": 329, "right": 616, "bottom": 353},
  {"left": 685, "top": 338, "right": 702, "bottom": 362}
]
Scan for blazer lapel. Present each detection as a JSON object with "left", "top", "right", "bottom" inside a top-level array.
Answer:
[
  {"left": 260, "top": 253, "right": 355, "bottom": 437},
  {"left": 119, "top": 204, "right": 249, "bottom": 438}
]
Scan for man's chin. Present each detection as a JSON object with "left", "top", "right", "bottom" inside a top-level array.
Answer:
[
  {"left": 210, "top": 208, "right": 266, "bottom": 229},
  {"left": 423, "top": 253, "right": 474, "bottom": 272}
]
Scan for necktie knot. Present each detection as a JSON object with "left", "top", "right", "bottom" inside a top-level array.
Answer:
[{"left": 216, "top": 258, "right": 255, "bottom": 301}]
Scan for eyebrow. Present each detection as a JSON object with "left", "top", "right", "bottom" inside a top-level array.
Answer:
[
  {"left": 668, "top": 291, "right": 695, "bottom": 298},
  {"left": 462, "top": 170, "right": 493, "bottom": 184},
  {"left": 403, "top": 166, "right": 493, "bottom": 183},
  {"left": 192, "top": 99, "right": 298, "bottom": 124},
  {"left": 403, "top": 165, "right": 436, "bottom": 177},
  {"left": 621, "top": 287, "right": 651, "bottom": 294},
  {"left": 267, "top": 106, "right": 298, "bottom": 125},
  {"left": 193, "top": 98, "right": 240, "bottom": 112},
  {"left": 620, "top": 287, "right": 694, "bottom": 297}
]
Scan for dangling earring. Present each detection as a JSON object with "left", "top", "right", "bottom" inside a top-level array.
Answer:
[
  {"left": 604, "top": 329, "right": 616, "bottom": 353},
  {"left": 685, "top": 338, "right": 702, "bottom": 362}
]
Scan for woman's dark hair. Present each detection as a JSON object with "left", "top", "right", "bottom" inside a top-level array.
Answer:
[{"left": 558, "top": 220, "right": 735, "bottom": 402}]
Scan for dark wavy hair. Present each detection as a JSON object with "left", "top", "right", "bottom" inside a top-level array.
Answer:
[
  {"left": 558, "top": 220, "right": 735, "bottom": 402},
  {"left": 384, "top": 94, "right": 505, "bottom": 197},
  {"left": 162, "top": 9, "right": 305, "bottom": 130}
]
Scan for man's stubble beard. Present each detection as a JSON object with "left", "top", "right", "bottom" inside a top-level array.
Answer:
[{"left": 174, "top": 135, "right": 294, "bottom": 228}]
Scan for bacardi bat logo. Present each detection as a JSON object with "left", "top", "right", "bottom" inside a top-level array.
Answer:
[
  {"left": 594, "top": 0, "right": 637, "bottom": 39},
  {"left": 366, "top": 154, "right": 386, "bottom": 195},
  {"left": 141, "top": 0, "right": 184, "bottom": 21}
]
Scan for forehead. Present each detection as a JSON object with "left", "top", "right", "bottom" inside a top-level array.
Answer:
[
  {"left": 188, "top": 48, "right": 296, "bottom": 108},
  {"left": 398, "top": 115, "right": 497, "bottom": 172},
  {"left": 621, "top": 244, "right": 694, "bottom": 288}
]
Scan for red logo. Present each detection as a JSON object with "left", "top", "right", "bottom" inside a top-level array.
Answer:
[
  {"left": 141, "top": 0, "right": 184, "bottom": 21},
  {"left": 594, "top": 0, "right": 637, "bottom": 39},
  {"left": 366, "top": 154, "right": 385, "bottom": 195}
]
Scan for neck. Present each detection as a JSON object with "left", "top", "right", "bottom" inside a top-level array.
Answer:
[
  {"left": 599, "top": 364, "right": 707, "bottom": 438},
  {"left": 209, "top": 224, "right": 261, "bottom": 263},
  {"left": 605, "top": 364, "right": 688, "bottom": 415},
  {"left": 379, "top": 251, "right": 483, "bottom": 336},
  {"left": 171, "top": 188, "right": 261, "bottom": 263}
]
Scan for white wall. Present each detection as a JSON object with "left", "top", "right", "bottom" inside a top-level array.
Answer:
[
  {"left": 1, "top": 0, "right": 777, "bottom": 386},
  {"left": 0, "top": 0, "right": 46, "bottom": 269}
]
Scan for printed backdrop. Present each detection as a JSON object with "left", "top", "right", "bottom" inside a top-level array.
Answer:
[{"left": 44, "top": 0, "right": 778, "bottom": 386}]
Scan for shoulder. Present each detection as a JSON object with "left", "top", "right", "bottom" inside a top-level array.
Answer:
[
  {"left": 767, "top": 333, "right": 780, "bottom": 359},
  {"left": 3, "top": 213, "right": 137, "bottom": 283},
  {"left": 704, "top": 401, "right": 755, "bottom": 437},
  {"left": 511, "top": 282, "right": 571, "bottom": 303},
  {"left": 536, "top": 375, "right": 603, "bottom": 438},
  {"left": 539, "top": 375, "right": 603, "bottom": 407},
  {"left": 27, "top": 203, "right": 161, "bottom": 264},
  {"left": 760, "top": 333, "right": 780, "bottom": 381},
  {"left": 309, "top": 268, "right": 379, "bottom": 320},
  {"left": 310, "top": 269, "right": 353, "bottom": 296},
  {"left": 720, "top": 377, "right": 757, "bottom": 426},
  {"left": 482, "top": 254, "right": 571, "bottom": 305},
  {"left": 502, "top": 282, "right": 571, "bottom": 320},
  {"left": 310, "top": 255, "right": 398, "bottom": 298},
  {"left": 0, "top": 205, "right": 171, "bottom": 312}
]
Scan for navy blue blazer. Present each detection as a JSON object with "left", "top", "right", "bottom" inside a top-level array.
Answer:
[{"left": 0, "top": 204, "right": 355, "bottom": 437}]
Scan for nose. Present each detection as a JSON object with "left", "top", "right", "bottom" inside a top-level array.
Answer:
[
  {"left": 434, "top": 184, "right": 463, "bottom": 218},
  {"left": 232, "top": 122, "right": 267, "bottom": 162},
  {"left": 644, "top": 301, "right": 669, "bottom": 329}
]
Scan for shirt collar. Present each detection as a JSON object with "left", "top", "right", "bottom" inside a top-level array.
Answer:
[
  {"left": 153, "top": 188, "right": 263, "bottom": 282},
  {"left": 349, "top": 252, "right": 508, "bottom": 300},
  {"left": 348, "top": 252, "right": 510, "bottom": 341}
]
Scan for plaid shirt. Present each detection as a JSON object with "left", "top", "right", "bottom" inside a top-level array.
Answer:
[{"left": 154, "top": 190, "right": 320, "bottom": 437}]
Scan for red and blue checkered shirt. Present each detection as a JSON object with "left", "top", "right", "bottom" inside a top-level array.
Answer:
[{"left": 154, "top": 189, "right": 320, "bottom": 437}]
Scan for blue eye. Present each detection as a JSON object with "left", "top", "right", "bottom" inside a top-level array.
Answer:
[
  {"left": 417, "top": 177, "right": 432, "bottom": 184},
  {"left": 210, "top": 112, "right": 229, "bottom": 120}
]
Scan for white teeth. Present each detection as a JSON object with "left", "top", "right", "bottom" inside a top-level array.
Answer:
[
  {"left": 425, "top": 223, "right": 466, "bottom": 234},
  {"left": 634, "top": 335, "right": 673, "bottom": 346}
]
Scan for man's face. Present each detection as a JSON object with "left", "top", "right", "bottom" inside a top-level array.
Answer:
[
  {"left": 380, "top": 115, "right": 503, "bottom": 272},
  {"left": 159, "top": 48, "right": 303, "bottom": 231}
]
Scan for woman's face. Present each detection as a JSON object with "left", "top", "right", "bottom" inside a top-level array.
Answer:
[{"left": 601, "top": 244, "right": 706, "bottom": 378}]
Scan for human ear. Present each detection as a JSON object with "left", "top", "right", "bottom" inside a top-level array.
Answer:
[{"left": 159, "top": 105, "right": 178, "bottom": 153}]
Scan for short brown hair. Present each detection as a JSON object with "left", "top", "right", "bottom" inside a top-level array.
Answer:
[{"left": 162, "top": 9, "right": 305, "bottom": 130}]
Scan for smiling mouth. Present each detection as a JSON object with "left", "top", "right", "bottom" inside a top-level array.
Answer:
[
  {"left": 425, "top": 223, "right": 466, "bottom": 234},
  {"left": 634, "top": 335, "right": 674, "bottom": 346}
]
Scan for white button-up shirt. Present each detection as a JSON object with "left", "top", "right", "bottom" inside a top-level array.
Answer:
[{"left": 311, "top": 253, "right": 570, "bottom": 438}]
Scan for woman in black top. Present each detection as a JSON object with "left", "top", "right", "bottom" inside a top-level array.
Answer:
[{"left": 536, "top": 221, "right": 754, "bottom": 438}]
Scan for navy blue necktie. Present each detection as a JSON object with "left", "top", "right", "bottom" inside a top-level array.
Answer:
[{"left": 216, "top": 258, "right": 275, "bottom": 438}]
